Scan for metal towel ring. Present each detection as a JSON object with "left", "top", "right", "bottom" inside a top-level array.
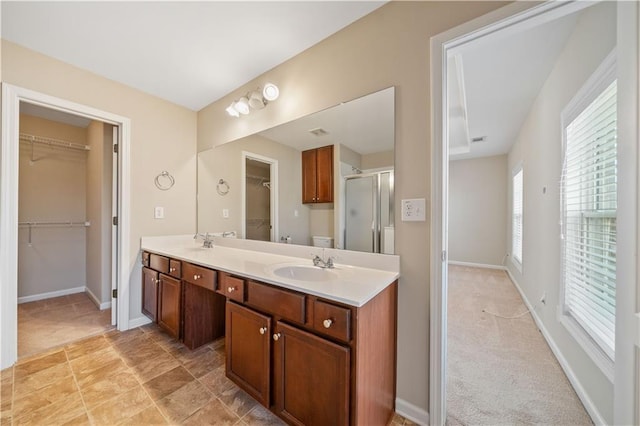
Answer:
[
  {"left": 155, "top": 171, "right": 175, "bottom": 191},
  {"left": 216, "top": 179, "right": 230, "bottom": 196}
]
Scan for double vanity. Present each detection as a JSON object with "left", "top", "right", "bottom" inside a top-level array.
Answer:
[{"left": 140, "top": 234, "right": 399, "bottom": 426}]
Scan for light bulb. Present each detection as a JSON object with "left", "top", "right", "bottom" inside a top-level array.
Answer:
[
  {"left": 248, "top": 91, "right": 265, "bottom": 109},
  {"left": 226, "top": 103, "right": 239, "bottom": 117},
  {"left": 262, "top": 83, "right": 279, "bottom": 101},
  {"left": 233, "top": 97, "right": 250, "bottom": 115}
]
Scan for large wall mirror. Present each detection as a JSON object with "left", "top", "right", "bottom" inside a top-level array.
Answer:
[{"left": 197, "top": 86, "right": 395, "bottom": 254}]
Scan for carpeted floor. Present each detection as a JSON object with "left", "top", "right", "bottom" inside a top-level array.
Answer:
[{"left": 446, "top": 265, "right": 593, "bottom": 425}]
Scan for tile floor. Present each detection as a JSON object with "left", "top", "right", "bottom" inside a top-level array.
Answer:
[
  {"left": 2, "top": 323, "right": 414, "bottom": 425},
  {"left": 18, "top": 293, "right": 113, "bottom": 358}
]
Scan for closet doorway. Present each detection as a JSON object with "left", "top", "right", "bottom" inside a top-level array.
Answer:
[
  {"left": 241, "top": 152, "right": 278, "bottom": 242},
  {"left": 17, "top": 102, "right": 116, "bottom": 358}
]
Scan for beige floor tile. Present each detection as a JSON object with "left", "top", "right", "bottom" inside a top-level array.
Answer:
[
  {"left": 88, "top": 386, "right": 152, "bottom": 425},
  {"left": 116, "top": 405, "right": 168, "bottom": 425},
  {"left": 12, "top": 375, "right": 78, "bottom": 419},
  {"left": 64, "top": 335, "right": 111, "bottom": 361},
  {"left": 14, "top": 349, "right": 67, "bottom": 378},
  {"left": 156, "top": 380, "right": 213, "bottom": 423},
  {"left": 129, "top": 351, "right": 180, "bottom": 383},
  {"left": 13, "top": 391, "right": 85, "bottom": 426},
  {"left": 79, "top": 369, "right": 140, "bottom": 410},
  {"left": 69, "top": 347, "right": 120, "bottom": 380},
  {"left": 104, "top": 327, "right": 145, "bottom": 345},
  {"left": 218, "top": 386, "right": 258, "bottom": 418},
  {"left": 74, "top": 357, "right": 129, "bottom": 389},
  {"left": 61, "top": 412, "right": 91, "bottom": 426},
  {"left": 183, "top": 348, "right": 224, "bottom": 378},
  {"left": 0, "top": 368, "right": 13, "bottom": 383},
  {"left": 118, "top": 338, "right": 166, "bottom": 366},
  {"left": 183, "top": 398, "right": 240, "bottom": 425},
  {"left": 199, "top": 365, "right": 236, "bottom": 397},
  {"left": 242, "top": 404, "right": 286, "bottom": 426},
  {"left": 143, "top": 366, "right": 195, "bottom": 400},
  {"left": 14, "top": 362, "right": 73, "bottom": 397}
]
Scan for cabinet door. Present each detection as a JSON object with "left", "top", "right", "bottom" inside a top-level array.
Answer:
[
  {"left": 182, "top": 281, "right": 225, "bottom": 350},
  {"left": 301, "top": 148, "right": 317, "bottom": 203},
  {"left": 315, "top": 145, "right": 334, "bottom": 203},
  {"left": 226, "top": 301, "right": 271, "bottom": 406},
  {"left": 142, "top": 267, "right": 159, "bottom": 321},
  {"left": 273, "top": 321, "right": 350, "bottom": 426},
  {"left": 158, "top": 274, "right": 181, "bottom": 338}
]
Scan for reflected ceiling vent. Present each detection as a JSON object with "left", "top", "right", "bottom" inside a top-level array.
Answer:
[
  {"left": 470, "top": 136, "right": 487, "bottom": 144},
  {"left": 309, "top": 127, "right": 329, "bottom": 137}
]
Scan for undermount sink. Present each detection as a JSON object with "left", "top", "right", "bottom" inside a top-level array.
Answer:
[{"left": 271, "top": 264, "right": 338, "bottom": 282}]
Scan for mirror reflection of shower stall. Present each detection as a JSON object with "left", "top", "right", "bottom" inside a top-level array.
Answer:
[{"left": 344, "top": 170, "right": 394, "bottom": 253}]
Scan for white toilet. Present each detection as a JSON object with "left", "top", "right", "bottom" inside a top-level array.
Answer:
[{"left": 312, "top": 236, "right": 334, "bottom": 248}]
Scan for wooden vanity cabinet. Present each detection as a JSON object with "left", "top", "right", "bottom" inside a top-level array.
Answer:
[
  {"left": 302, "top": 145, "right": 333, "bottom": 204},
  {"left": 158, "top": 273, "right": 182, "bottom": 339},
  {"left": 142, "top": 266, "right": 159, "bottom": 321},
  {"left": 223, "top": 277, "right": 398, "bottom": 426}
]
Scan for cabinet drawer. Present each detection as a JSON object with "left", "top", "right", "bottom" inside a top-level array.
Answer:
[
  {"left": 142, "top": 251, "right": 150, "bottom": 268},
  {"left": 183, "top": 263, "right": 216, "bottom": 291},
  {"left": 168, "top": 259, "right": 182, "bottom": 279},
  {"left": 219, "top": 272, "right": 245, "bottom": 302},
  {"left": 312, "top": 299, "right": 351, "bottom": 342},
  {"left": 150, "top": 254, "right": 169, "bottom": 274},
  {"left": 247, "top": 281, "right": 305, "bottom": 324}
]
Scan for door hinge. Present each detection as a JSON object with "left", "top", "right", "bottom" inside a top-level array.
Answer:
[
  {"left": 112, "top": 289, "right": 117, "bottom": 298},
  {"left": 441, "top": 250, "right": 447, "bottom": 262},
  {"left": 113, "top": 143, "right": 118, "bottom": 154},
  {"left": 112, "top": 216, "right": 118, "bottom": 226}
]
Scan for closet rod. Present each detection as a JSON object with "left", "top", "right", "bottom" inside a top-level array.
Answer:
[
  {"left": 18, "top": 221, "right": 91, "bottom": 227},
  {"left": 19, "top": 133, "right": 91, "bottom": 152}
]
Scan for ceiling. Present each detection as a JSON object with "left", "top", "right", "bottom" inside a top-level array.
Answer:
[
  {"left": 449, "top": 9, "right": 580, "bottom": 160},
  {"left": 2, "top": 1, "right": 386, "bottom": 111}
]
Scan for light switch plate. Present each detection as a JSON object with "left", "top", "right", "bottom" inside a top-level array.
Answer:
[
  {"left": 401, "top": 198, "right": 426, "bottom": 221},
  {"left": 154, "top": 206, "right": 164, "bottom": 219},
  {"left": 222, "top": 208, "right": 229, "bottom": 218}
]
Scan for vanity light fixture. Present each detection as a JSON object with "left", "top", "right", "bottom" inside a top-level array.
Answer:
[{"left": 226, "top": 83, "right": 279, "bottom": 118}]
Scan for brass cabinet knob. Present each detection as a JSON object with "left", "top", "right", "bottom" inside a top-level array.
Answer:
[
  {"left": 323, "top": 319, "right": 333, "bottom": 329},
  {"left": 259, "top": 327, "right": 267, "bottom": 335},
  {"left": 169, "top": 267, "right": 176, "bottom": 272},
  {"left": 227, "top": 286, "right": 235, "bottom": 293},
  {"left": 273, "top": 333, "right": 281, "bottom": 341},
  {"left": 193, "top": 274, "right": 200, "bottom": 280}
]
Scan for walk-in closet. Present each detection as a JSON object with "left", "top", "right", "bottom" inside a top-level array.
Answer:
[
  {"left": 245, "top": 158, "right": 271, "bottom": 241},
  {"left": 17, "top": 102, "right": 115, "bottom": 358}
]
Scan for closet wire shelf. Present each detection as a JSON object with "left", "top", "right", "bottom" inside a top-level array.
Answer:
[
  {"left": 19, "top": 133, "right": 91, "bottom": 152},
  {"left": 19, "top": 221, "right": 91, "bottom": 246}
]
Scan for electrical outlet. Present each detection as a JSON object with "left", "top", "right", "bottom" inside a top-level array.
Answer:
[
  {"left": 540, "top": 292, "right": 546, "bottom": 305},
  {"left": 401, "top": 198, "right": 426, "bottom": 221},
  {"left": 222, "top": 209, "right": 229, "bottom": 218},
  {"left": 154, "top": 206, "right": 164, "bottom": 219}
]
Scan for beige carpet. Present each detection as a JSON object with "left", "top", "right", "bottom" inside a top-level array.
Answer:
[{"left": 446, "top": 265, "right": 593, "bottom": 425}]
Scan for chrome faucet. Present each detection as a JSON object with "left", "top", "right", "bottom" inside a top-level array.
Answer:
[
  {"left": 194, "top": 232, "right": 214, "bottom": 248},
  {"left": 312, "top": 252, "right": 335, "bottom": 269}
]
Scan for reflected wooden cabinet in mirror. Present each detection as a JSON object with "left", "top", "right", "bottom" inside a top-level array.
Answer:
[{"left": 302, "top": 144, "right": 333, "bottom": 204}]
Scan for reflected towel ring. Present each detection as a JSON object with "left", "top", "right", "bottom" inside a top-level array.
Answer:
[
  {"left": 155, "top": 171, "right": 175, "bottom": 191},
  {"left": 216, "top": 179, "right": 230, "bottom": 196}
]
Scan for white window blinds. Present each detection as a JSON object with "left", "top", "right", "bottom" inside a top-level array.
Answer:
[
  {"left": 562, "top": 79, "right": 617, "bottom": 360},
  {"left": 512, "top": 168, "right": 523, "bottom": 265}
]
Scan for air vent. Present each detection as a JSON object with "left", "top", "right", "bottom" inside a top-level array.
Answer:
[
  {"left": 470, "top": 136, "right": 487, "bottom": 144},
  {"left": 309, "top": 127, "right": 329, "bottom": 137}
]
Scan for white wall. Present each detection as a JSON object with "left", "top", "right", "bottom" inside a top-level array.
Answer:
[
  {"left": 18, "top": 114, "right": 87, "bottom": 298},
  {"left": 449, "top": 154, "right": 507, "bottom": 266},
  {"left": 506, "top": 2, "right": 616, "bottom": 422}
]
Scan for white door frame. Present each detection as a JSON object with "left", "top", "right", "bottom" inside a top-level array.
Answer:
[
  {"left": 241, "top": 151, "right": 279, "bottom": 242},
  {"left": 430, "top": 1, "right": 638, "bottom": 425},
  {"left": 1, "top": 83, "right": 131, "bottom": 369}
]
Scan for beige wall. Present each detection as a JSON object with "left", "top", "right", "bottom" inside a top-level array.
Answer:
[
  {"left": 449, "top": 155, "right": 507, "bottom": 266},
  {"left": 198, "top": 134, "right": 310, "bottom": 245},
  {"left": 3, "top": 40, "right": 198, "bottom": 321},
  {"left": 197, "top": 1, "right": 507, "bottom": 412},
  {"left": 86, "top": 120, "right": 113, "bottom": 306},
  {"left": 506, "top": 2, "right": 616, "bottom": 422},
  {"left": 18, "top": 114, "right": 87, "bottom": 298},
  {"left": 362, "top": 149, "right": 394, "bottom": 170}
]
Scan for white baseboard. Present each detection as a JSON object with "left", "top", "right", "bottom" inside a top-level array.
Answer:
[
  {"left": 505, "top": 269, "right": 606, "bottom": 426},
  {"left": 18, "top": 286, "right": 86, "bottom": 304},
  {"left": 85, "top": 287, "right": 111, "bottom": 311},
  {"left": 395, "top": 398, "right": 429, "bottom": 426},
  {"left": 448, "top": 260, "right": 506, "bottom": 270},
  {"left": 128, "top": 316, "right": 152, "bottom": 329}
]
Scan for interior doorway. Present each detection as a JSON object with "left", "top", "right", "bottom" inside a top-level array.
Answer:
[
  {"left": 16, "top": 102, "right": 116, "bottom": 358},
  {"left": 241, "top": 151, "right": 278, "bottom": 242},
  {"left": 1, "top": 84, "right": 132, "bottom": 370}
]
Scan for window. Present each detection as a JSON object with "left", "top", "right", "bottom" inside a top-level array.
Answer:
[
  {"left": 561, "top": 54, "right": 616, "bottom": 364},
  {"left": 512, "top": 166, "right": 523, "bottom": 267}
]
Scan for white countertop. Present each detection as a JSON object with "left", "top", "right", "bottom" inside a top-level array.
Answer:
[{"left": 140, "top": 235, "right": 400, "bottom": 307}]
